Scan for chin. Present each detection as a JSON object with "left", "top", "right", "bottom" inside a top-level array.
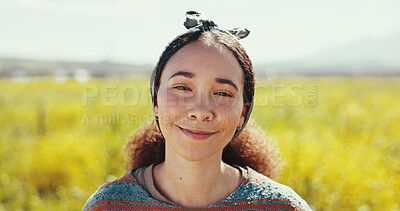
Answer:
[{"left": 169, "top": 141, "right": 221, "bottom": 162}]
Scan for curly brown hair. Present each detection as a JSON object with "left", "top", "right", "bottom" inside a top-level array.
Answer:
[
  {"left": 124, "top": 27, "right": 282, "bottom": 181},
  {"left": 124, "top": 118, "right": 282, "bottom": 180}
]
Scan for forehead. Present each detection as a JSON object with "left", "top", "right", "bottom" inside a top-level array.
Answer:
[{"left": 161, "top": 40, "right": 244, "bottom": 86}]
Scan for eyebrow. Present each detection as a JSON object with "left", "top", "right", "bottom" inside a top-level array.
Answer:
[
  {"left": 168, "top": 71, "right": 239, "bottom": 91},
  {"left": 169, "top": 71, "right": 195, "bottom": 80},
  {"left": 216, "top": 78, "right": 238, "bottom": 91}
]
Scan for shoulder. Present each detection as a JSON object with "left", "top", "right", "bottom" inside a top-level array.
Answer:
[
  {"left": 220, "top": 166, "right": 312, "bottom": 211},
  {"left": 82, "top": 169, "right": 161, "bottom": 211}
]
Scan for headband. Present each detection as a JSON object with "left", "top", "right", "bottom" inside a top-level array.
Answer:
[{"left": 183, "top": 11, "right": 250, "bottom": 40}]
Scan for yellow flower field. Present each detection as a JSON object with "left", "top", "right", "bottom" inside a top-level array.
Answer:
[{"left": 0, "top": 76, "right": 399, "bottom": 210}]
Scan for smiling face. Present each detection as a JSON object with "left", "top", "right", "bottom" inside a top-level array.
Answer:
[{"left": 154, "top": 40, "right": 247, "bottom": 162}]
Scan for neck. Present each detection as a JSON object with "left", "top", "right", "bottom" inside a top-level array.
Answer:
[{"left": 153, "top": 145, "right": 241, "bottom": 207}]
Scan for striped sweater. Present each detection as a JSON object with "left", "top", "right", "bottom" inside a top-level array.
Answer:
[{"left": 83, "top": 166, "right": 312, "bottom": 210}]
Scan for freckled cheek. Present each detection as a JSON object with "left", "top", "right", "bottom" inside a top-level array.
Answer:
[
  {"left": 213, "top": 105, "right": 242, "bottom": 126},
  {"left": 157, "top": 92, "right": 187, "bottom": 124},
  {"left": 157, "top": 108, "right": 183, "bottom": 127},
  {"left": 158, "top": 89, "right": 194, "bottom": 107}
]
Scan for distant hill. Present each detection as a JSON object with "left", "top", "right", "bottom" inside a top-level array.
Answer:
[
  {"left": 256, "top": 34, "right": 400, "bottom": 77},
  {"left": 2, "top": 34, "right": 399, "bottom": 79},
  {"left": 0, "top": 57, "right": 153, "bottom": 78}
]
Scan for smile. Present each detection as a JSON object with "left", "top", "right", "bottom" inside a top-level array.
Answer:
[{"left": 178, "top": 126, "right": 218, "bottom": 140}]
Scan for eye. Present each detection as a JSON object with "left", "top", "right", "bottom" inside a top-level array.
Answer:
[
  {"left": 215, "top": 92, "right": 233, "bottom": 97},
  {"left": 173, "top": 85, "right": 191, "bottom": 91}
]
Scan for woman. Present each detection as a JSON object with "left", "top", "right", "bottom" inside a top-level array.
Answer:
[{"left": 83, "top": 11, "right": 311, "bottom": 210}]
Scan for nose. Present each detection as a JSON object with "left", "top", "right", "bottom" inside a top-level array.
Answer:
[
  {"left": 188, "top": 107, "right": 214, "bottom": 122},
  {"left": 187, "top": 92, "right": 214, "bottom": 122}
]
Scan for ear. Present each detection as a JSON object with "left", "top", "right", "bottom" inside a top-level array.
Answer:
[
  {"left": 238, "top": 103, "right": 248, "bottom": 126},
  {"left": 154, "top": 105, "right": 159, "bottom": 117}
]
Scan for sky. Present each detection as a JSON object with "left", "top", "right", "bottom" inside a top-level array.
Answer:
[{"left": 0, "top": 0, "right": 400, "bottom": 65}]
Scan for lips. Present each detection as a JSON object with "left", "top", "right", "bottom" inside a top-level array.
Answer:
[{"left": 178, "top": 126, "right": 218, "bottom": 140}]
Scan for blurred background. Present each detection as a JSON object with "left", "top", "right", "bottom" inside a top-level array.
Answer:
[{"left": 0, "top": 0, "right": 399, "bottom": 210}]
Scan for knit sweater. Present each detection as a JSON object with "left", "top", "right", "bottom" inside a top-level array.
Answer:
[{"left": 83, "top": 166, "right": 312, "bottom": 211}]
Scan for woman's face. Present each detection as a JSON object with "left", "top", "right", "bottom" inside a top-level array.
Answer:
[{"left": 155, "top": 40, "right": 247, "bottom": 162}]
